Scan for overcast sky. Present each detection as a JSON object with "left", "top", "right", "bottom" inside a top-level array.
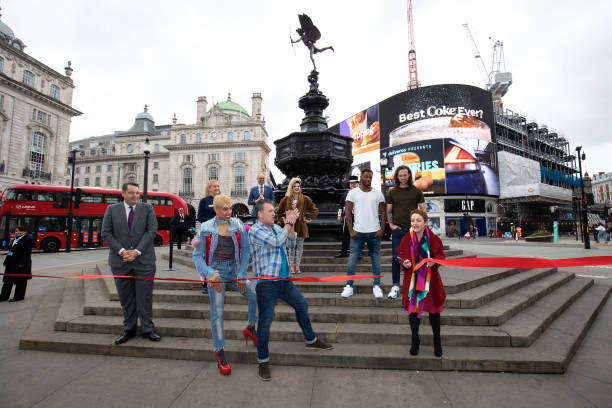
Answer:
[{"left": 5, "top": 0, "right": 612, "bottom": 180}]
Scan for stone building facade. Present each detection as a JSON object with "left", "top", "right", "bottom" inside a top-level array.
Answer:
[
  {"left": 0, "top": 17, "right": 81, "bottom": 191},
  {"left": 68, "top": 94, "right": 271, "bottom": 214}
]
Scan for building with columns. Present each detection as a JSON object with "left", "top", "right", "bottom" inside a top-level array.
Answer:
[
  {"left": 68, "top": 93, "right": 271, "bottom": 215},
  {"left": 0, "top": 16, "right": 81, "bottom": 191}
]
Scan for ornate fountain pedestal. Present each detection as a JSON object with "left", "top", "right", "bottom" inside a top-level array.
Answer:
[{"left": 274, "top": 71, "right": 353, "bottom": 241}]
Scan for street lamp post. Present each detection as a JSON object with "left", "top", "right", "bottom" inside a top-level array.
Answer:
[
  {"left": 142, "top": 137, "right": 151, "bottom": 203},
  {"left": 576, "top": 146, "right": 590, "bottom": 249},
  {"left": 65, "top": 148, "right": 79, "bottom": 253}
]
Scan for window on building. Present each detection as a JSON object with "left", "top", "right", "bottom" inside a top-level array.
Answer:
[
  {"left": 180, "top": 134, "right": 186, "bottom": 144},
  {"left": 0, "top": 94, "right": 4, "bottom": 108},
  {"left": 196, "top": 133, "right": 202, "bottom": 143},
  {"left": 50, "top": 84, "right": 60, "bottom": 99},
  {"left": 75, "top": 167, "right": 80, "bottom": 175},
  {"left": 235, "top": 152, "right": 246, "bottom": 160},
  {"left": 153, "top": 174, "right": 159, "bottom": 183},
  {"left": 183, "top": 167, "right": 193, "bottom": 193},
  {"left": 96, "top": 165, "right": 101, "bottom": 173},
  {"left": 29, "top": 131, "right": 46, "bottom": 175},
  {"left": 128, "top": 175, "right": 136, "bottom": 183},
  {"left": 85, "top": 166, "right": 90, "bottom": 173},
  {"left": 183, "top": 154, "right": 192, "bottom": 162},
  {"left": 208, "top": 166, "right": 219, "bottom": 181},
  {"left": 74, "top": 179, "right": 79, "bottom": 187},
  {"left": 22, "top": 70, "right": 35, "bottom": 86},
  {"left": 33, "top": 109, "right": 50, "bottom": 125},
  {"left": 127, "top": 163, "right": 136, "bottom": 172},
  {"left": 243, "top": 131, "right": 251, "bottom": 140},
  {"left": 95, "top": 177, "right": 101, "bottom": 186},
  {"left": 209, "top": 153, "right": 220, "bottom": 161},
  {"left": 234, "top": 165, "right": 245, "bottom": 195},
  {"left": 154, "top": 144, "right": 159, "bottom": 152},
  {"left": 0, "top": 57, "right": 3, "bottom": 73},
  {"left": 227, "top": 132, "right": 234, "bottom": 141},
  {"left": 106, "top": 176, "right": 112, "bottom": 185},
  {"left": 66, "top": 180, "right": 70, "bottom": 186},
  {"left": 153, "top": 161, "right": 159, "bottom": 169},
  {"left": 84, "top": 177, "right": 90, "bottom": 185},
  {"left": 107, "top": 165, "right": 112, "bottom": 172}
]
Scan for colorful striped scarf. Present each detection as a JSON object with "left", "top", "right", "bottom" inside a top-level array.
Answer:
[{"left": 407, "top": 229, "right": 431, "bottom": 318}]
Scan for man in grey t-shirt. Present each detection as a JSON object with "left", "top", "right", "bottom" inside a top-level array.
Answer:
[{"left": 341, "top": 169, "right": 386, "bottom": 298}]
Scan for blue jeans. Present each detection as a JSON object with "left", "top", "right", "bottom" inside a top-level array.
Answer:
[
  {"left": 208, "top": 260, "right": 258, "bottom": 351},
  {"left": 597, "top": 231, "right": 605, "bottom": 243},
  {"left": 391, "top": 227, "right": 410, "bottom": 285},
  {"left": 346, "top": 232, "right": 381, "bottom": 287},
  {"left": 256, "top": 280, "right": 317, "bottom": 362}
]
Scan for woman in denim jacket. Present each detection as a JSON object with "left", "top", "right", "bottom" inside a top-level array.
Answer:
[{"left": 192, "top": 194, "right": 257, "bottom": 376}]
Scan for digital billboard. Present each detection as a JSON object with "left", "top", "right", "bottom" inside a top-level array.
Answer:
[
  {"left": 379, "top": 84, "right": 499, "bottom": 196},
  {"left": 331, "top": 84, "right": 499, "bottom": 196}
]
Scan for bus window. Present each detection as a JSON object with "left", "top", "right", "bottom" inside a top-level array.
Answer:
[
  {"left": 80, "top": 194, "right": 104, "bottom": 203},
  {"left": 4, "top": 188, "right": 18, "bottom": 200},
  {"left": 39, "top": 216, "right": 65, "bottom": 232},
  {"left": 53, "top": 191, "right": 70, "bottom": 208},
  {"left": 14, "top": 216, "right": 37, "bottom": 234},
  {"left": 36, "top": 191, "right": 54, "bottom": 201},
  {"left": 157, "top": 217, "right": 170, "bottom": 231},
  {"left": 15, "top": 189, "right": 32, "bottom": 201},
  {"left": 104, "top": 195, "right": 122, "bottom": 204}
]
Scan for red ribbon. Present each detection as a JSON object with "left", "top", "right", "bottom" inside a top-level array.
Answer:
[
  {"left": 413, "top": 256, "right": 612, "bottom": 270},
  {"left": 0, "top": 273, "right": 382, "bottom": 284}
]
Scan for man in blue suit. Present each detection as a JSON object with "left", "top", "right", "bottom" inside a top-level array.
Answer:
[{"left": 248, "top": 173, "right": 275, "bottom": 218}]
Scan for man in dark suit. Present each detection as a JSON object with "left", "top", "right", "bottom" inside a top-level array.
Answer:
[
  {"left": 170, "top": 207, "right": 191, "bottom": 250},
  {"left": 334, "top": 176, "right": 359, "bottom": 258},
  {"left": 248, "top": 173, "right": 275, "bottom": 218},
  {"left": 101, "top": 182, "right": 161, "bottom": 344},
  {"left": 1, "top": 225, "right": 33, "bottom": 302}
]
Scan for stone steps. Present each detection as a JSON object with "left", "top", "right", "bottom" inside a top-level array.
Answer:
[{"left": 21, "top": 273, "right": 611, "bottom": 373}]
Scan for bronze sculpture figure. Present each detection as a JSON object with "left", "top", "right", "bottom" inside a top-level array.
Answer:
[{"left": 290, "top": 14, "right": 334, "bottom": 71}]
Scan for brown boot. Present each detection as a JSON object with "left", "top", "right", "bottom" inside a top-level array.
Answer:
[{"left": 258, "top": 362, "right": 271, "bottom": 381}]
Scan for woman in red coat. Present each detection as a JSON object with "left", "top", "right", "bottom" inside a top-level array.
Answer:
[{"left": 396, "top": 209, "right": 446, "bottom": 357}]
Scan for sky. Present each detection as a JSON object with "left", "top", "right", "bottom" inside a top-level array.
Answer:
[{"left": 4, "top": 0, "right": 612, "bottom": 181}]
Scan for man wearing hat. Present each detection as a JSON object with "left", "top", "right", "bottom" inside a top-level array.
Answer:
[{"left": 334, "top": 175, "right": 360, "bottom": 258}]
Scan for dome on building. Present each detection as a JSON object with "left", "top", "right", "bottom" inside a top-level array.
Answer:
[
  {"left": 213, "top": 93, "right": 249, "bottom": 117},
  {"left": 0, "top": 20, "right": 15, "bottom": 40},
  {"left": 135, "top": 105, "right": 155, "bottom": 121}
]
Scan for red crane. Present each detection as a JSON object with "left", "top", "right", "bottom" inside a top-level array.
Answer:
[{"left": 407, "top": 0, "right": 419, "bottom": 89}]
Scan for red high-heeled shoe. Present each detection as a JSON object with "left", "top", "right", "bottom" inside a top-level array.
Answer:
[
  {"left": 243, "top": 326, "right": 257, "bottom": 346},
  {"left": 215, "top": 349, "right": 231, "bottom": 375}
]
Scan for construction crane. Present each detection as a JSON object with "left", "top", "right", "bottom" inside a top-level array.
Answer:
[
  {"left": 407, "top": 0, "right": 419, "bottom": 89},
  {"left": 462, "top": 23, "right": 512, "bottom": 103}
]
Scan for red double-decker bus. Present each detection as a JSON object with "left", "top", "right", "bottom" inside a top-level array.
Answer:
[{"left": 0, "top": 184, "right": 189, "bottom": 252}]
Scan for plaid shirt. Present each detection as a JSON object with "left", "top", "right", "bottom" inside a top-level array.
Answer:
[{"left": 248, "top": 222, "right": 296, "bottom": 278}]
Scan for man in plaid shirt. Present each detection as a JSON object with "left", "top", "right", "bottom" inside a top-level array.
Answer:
[{"left": 249, "top": 199, "right": 332, "bottom": 381}]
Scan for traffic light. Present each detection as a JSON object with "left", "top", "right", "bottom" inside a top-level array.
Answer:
[{"left": 74, "top": 188, "right": 82, "bottom": 209}]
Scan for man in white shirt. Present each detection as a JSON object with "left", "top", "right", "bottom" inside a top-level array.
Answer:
[{"left": 340, "top": 169, "right": 386, "bottom": 298}]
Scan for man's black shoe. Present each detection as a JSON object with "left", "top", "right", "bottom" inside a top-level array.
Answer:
[
  {"left": 8, "top": 298, "right": 24, "bottom": 302},
  {"left": 114, "top": 330, "right": 136, "bottom": 345},
  {"left": 142, "top": 330, "right": 161, "bottom": 341},
  {"left": 202, "top": 284, "right": 208, "bottom": 294},
  {"left": 334, "top": 253, "right": 347, "bottom": 258}
]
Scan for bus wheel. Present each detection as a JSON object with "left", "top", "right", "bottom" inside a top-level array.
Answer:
[
  {"left": 41, "top": 238, "right": 60, "bottom": 253},
  {"left": 154, "top": 235, "right": 163, "bottom": 246}
]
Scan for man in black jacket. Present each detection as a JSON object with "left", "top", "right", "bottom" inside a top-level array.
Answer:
[
  {"left": 1, "top": 226, "right": 33, "bottom": 302},
  {"left": 334, "top": 176, "right": 359, "bottom": 258},
  {"left": 170, "top": 207, "right": 191, "bottom": 250}
]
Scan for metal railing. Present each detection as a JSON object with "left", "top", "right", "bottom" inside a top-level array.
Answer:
[
  {"left": 178, "top": 190, "right": 195, "bottom": 198},
  {"left": 22, "top": 168, "right": 51, "bottom": 180}
]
